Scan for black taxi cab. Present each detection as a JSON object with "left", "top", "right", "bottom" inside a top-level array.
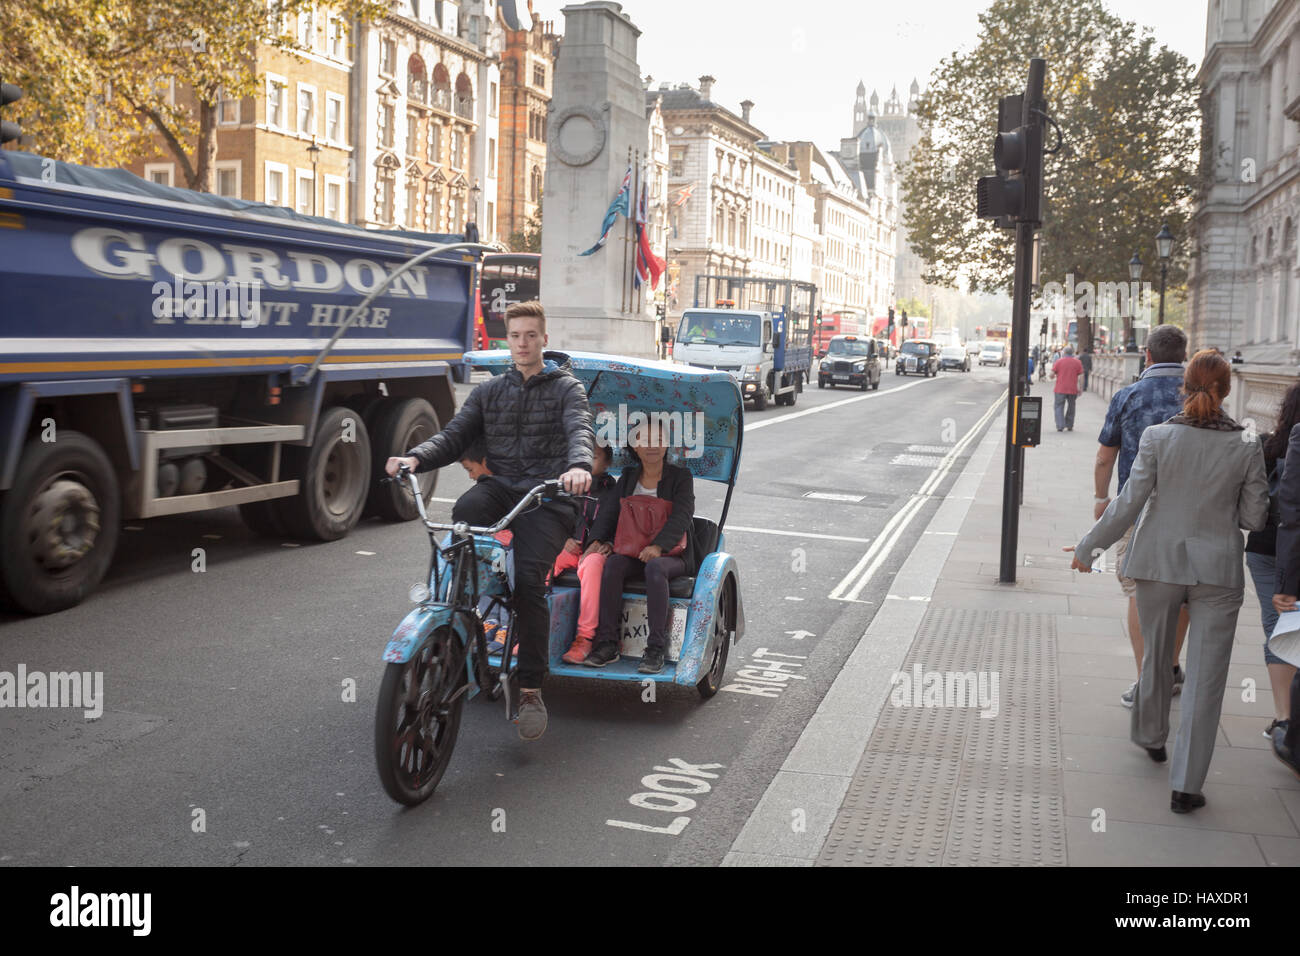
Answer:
[
  {"left": 895, "top": 339, "right": 941, "bottom": 377},
  {"left": 817, "top": 334, "right": 881, "bottom": 391}
]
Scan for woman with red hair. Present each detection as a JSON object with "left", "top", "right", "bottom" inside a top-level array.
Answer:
[{"left": 1068, "top": 350, "right": 1269, "bottom": 813}]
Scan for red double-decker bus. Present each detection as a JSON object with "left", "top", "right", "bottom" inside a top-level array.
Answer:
[{"left": 814, "top": 310, "right": 863, "bottom": 357}]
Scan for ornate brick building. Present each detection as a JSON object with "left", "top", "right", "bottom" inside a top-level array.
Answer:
[{"left": 495, "top": 0, "right": 558, "bottom": 247}]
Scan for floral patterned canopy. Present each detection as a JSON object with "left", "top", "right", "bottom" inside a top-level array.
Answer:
[{"left": 464, "top": 350, "right": 743, "bottom": 485}]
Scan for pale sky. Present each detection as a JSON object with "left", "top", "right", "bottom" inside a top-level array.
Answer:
[{"left": 529, "top": 0, "right": 1208, "bottom": 151}]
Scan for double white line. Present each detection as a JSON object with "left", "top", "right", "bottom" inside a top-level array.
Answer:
[{"left": 828, "top": 391, "right": 1007, "bottom": 602}]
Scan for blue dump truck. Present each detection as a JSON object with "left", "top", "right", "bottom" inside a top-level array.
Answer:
[{"left": 0, "top": 149, "right": 480, "bottom": 614}]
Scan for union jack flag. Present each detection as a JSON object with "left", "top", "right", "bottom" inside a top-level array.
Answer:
[
  {"left": 578, "top": 164, "right": 633, "bottom": 257},
  {"left": 634, "top": 177, "right": 666, "bottom": 291}
]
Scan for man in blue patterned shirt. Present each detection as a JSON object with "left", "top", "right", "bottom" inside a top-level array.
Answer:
[{"left": 1093, "top": 324, "right": 1190, "bottom": 707}]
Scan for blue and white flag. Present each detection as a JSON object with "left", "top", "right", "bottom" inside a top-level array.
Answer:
[{"left": 578, "top": 164, "right": 633, "bottom": 256}]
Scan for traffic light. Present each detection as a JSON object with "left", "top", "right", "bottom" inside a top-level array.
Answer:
[
  {"left": 976, "top": 91, "right": 1043, "bottom": 227},
  {"left": 1040, "top": 317, "right": 1048, "bottom": 337},
  {"left": 887, "top": 306, "right": 895, "bottom": 332},
  {"left": 0, "top": 82, "right": 21, "bottom": 145},
  {"left": 900, "top": 309, "right": 908, "bottom": 328}
]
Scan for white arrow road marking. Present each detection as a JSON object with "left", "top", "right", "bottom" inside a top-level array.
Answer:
[
  {"left": 829, "top": 390, "right": 1007, "bottom": 603},
  {"left": 785, "top": 630, "right": 815, "bottom": 640}
]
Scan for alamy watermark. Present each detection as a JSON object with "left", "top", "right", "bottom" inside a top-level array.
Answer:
[
  {"left": 1035, "top": 274, "right": 1154, "bottom": 324},
  {"left": 151, "top": 273, "right": 262, "bottom": 327},
  {"left": 594, "top": 407, "right": 706, "bottom": 459},
  {"left": 889, "top": 664, "right": 1000, "bottom": 718},
  {"left": 0, "top": 664, "right": 103, "bottom": 719}
]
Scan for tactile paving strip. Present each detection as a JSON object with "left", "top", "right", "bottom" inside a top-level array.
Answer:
[{"left": 817, "top": 609, "right": 1067, "bottom": 866}]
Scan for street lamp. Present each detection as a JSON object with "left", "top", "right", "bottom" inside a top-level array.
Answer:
[
  {"left": 1126, "top": 251, "right": 1142, "bottom": 353},
  {"left": 1155, "top": 222, "right": 1174, "bottom": 326},
  {"left": 306, "top": 137, "right": 321, "bottom": 216},
  {"left": 465, "top": 181, "right": 482, "bottom": 243}
]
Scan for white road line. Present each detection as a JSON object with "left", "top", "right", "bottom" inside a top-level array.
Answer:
[
  {"left": 829, "top": 390, "right": 1007, "bottom": 602},
  {"left": 724, "top": 525, "right": 872, "bottom": 543},
  {"left": 743, "top": 375, "right": 941, "bottom": 431}
]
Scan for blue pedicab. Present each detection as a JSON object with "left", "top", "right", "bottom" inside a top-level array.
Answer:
[{"left": 373, "top": 351, "right": 746, "bottom": 806}]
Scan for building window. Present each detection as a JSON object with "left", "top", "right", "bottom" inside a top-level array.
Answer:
[
  {"left": 429, "top": 187, "right": 442, "bottom": 230},
  {"left": 326, "top": 94, "right": 343, "bottom": 143},
  {"left": 267, "top": 77, "right": 286, "bottom": 129},
  {"left": 451, "top": 128, "right": 464, "bottom": 168},
  {"left": 379, "top": 102, "right": 394, "bottom": 148},
  {"left": 297, "top": 170, "right": 315, "bottom": 215},
  {"left": 533, "top": 64, "right": 546, "bottom": 88},
  {"left": 379, "top": 38, "right": 396, "bottom": 76},
  {"left": 670, "top": 146, "right": 686, "bottom": 178},
  {"left": 488, "top": 138, "right": 496, "bottom": 177},
  {"left": 432, "top": 63, "right": 451, "bottom": 110},
  {"left": 428, "top": 122, "right": 442, "bottom": 163},
  {"left": 406, "top": 112, "right": 420, "bottom": 156},
  {"left": 452, "top": 192, "right": 464, "bottom": 230},
  {"left": 265, "top": 162, "right": 287, "bottom": 206},
  {"left": 407, "top": 55, "right": 427, "bottom": 103},
  {"left": 454, "top": 73, "right": 473, "bottom": 120},
  {"left": 486, "top": 201, "right": 494, "bottom": 239},
  {"left": 328, "top": 16, "right": 345, "bottom": 59},
  {"left": 298, "top": 85, "right": 316, "bottom": 135},
  {"left": 215, "top": 161, "right": 240, "bottom": 197},
  {"left": 144, "top": 163, "right": 174, "bottom": 187},
  {"left": 489, "top": 81, "right": 498, "bottom": 117},
  {"left": 324, "top": 176, "right": 343, "bottom": 221},
  {"left": 406, "top": 180, "right": 420, "bottom": 228},
  {"left": 529, "top": 165, "right": 541, "bottom": 202},
  {"left": 298, "top": 8, "right": 315, "bottom": 48},
  {"left": 217, "top": 88, "right": 240, "bottom": 126},
  {"left": 378, "top": 175, "right": 394, "bottom": 223}
]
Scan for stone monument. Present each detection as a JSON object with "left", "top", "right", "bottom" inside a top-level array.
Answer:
[{"left": 539, "top": 1, "right": 653, "bottom": 357}]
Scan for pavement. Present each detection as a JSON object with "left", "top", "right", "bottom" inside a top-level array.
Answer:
[{"left": 726, "top": 383, "right": 1300, "bottom": 866}]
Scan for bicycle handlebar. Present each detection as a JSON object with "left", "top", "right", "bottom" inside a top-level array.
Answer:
[{"left": 387, "top": 466, "right": 584, "bottom": 538}]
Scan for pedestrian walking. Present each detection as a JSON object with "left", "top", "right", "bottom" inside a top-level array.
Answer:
[
  {"left": 1093, "top": 325, "right": 1191, "bottom": 707},
  {"left": 1243, "top": 383, "right": 1300, "bottom": 739},
  {"left": 1049, "top": 345, "right": 1084, "bottom": 431},
  {"left": 1069, "top": 349, "right": 1269, "bottom": 814},
  {"left": 1080, "top": 348, "right": 1093, "bottom": 392}
]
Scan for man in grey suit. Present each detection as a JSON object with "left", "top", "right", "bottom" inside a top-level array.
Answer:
[{"left": 1070, "top": 351, "right": 1269, "bottom": 812}]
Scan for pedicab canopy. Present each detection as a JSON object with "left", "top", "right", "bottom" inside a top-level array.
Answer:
[{"left": 463, "top": 350, "right": 743, "bottom": 491}]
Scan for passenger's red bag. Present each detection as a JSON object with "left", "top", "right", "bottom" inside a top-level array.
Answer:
[{"left": 612, "top": 495, "right": 686, "bottom": 558}]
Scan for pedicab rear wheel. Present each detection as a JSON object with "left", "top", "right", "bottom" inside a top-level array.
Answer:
[
  {"left": 375, "top": 625, "right": 466, "bottom": 805},
  {"left": 697, "top": 577, "right": 734, "bottom": 700}
]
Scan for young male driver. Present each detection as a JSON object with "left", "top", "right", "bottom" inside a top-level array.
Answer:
[{"left": 386, "top": 300, "right": 593, "bottom": 741}]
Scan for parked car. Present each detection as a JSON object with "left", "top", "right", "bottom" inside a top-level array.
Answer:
[
  {"left": 939, "top": 345, "right": 970, "bottom": 372},
  {"left": 979, "top": 342, "right": 1007, "bottom": 367},
  {"left": 895, "top": 339, "right": 940, "bottom": 377},
  {"left": 817, "top": 334, "right": 881, "bottom": 390}
]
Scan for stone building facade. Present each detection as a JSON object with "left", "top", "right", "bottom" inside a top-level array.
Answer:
[
  {"left": 1190, "top": 0, "right": 1300, "bottom": 360},
  {"left": 353, "top": 0, "right": 500, "bottom": 236}
]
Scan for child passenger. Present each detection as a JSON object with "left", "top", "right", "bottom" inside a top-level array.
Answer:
[{"left": 559, "top": 442, "right": 616, "bottom": 664}]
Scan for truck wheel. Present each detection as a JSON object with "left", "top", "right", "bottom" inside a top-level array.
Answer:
[
  {"left": 279, "top": 406, "right": 372, "bottom": 541},
  {"left": 0, "top": 432, "right": 121, "bottom": 614},
  {"left": 752, "top": 385, "right": 767, "bottom": 411},
  {"left": 368, "top": 398, "right": 439, "bottom": 521},
  {"left": 786, "top": 381, "right": 798, "bottom": 406}
]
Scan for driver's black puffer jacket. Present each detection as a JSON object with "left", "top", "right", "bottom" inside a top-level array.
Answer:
[{"left": 407, "top": 351, "right": 593, "bottom": 480}]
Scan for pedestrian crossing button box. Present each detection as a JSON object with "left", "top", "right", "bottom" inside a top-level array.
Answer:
[{"left": 1013, "top": 395, "right": 1041, "bottom": 447}]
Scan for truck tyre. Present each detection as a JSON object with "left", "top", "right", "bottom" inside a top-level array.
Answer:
[
  {"left": 368, "top": 398, "right": 439, "bottom": 521},
  {"left": 278, "top": 406, "right": 372, "bottom": 541},
  {"left": 752, "top": 384, "right": 767, "bottom": 411},
  {"left": 0, "top": 432, "right": 121, "bottom": 614}
]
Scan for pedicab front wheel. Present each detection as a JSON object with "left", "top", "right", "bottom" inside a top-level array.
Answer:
[
  {"left": 697, "top": 577, "right": 735, "bottom": 700},
  {"left": 375, "top": 625, "right": 466, "bottom": 805}
]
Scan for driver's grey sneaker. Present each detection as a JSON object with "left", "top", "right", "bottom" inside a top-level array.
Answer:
[{"left": 516, "top": 688, "right": 547, "bottom": 741}]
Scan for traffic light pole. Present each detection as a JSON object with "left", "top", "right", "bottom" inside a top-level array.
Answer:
[{"left": 997, "top": 59, "right": 1047, "bottom": 584}]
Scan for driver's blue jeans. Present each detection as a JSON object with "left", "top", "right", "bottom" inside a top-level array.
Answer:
[{"left": 453, "top": 477, "right": 573, "bottom": 688}]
